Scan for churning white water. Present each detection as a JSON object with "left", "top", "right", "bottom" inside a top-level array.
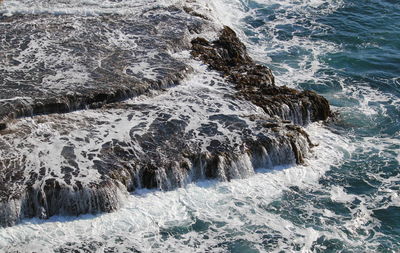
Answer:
[
  {"left": 0, "top": 123, "right": 349, "bottom": 252},
  {"left": 2, "top": 0, "right": 399, "bottom": 251}
]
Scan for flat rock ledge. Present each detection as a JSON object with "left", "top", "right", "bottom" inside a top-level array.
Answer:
[
  {"left": 0, "top": 7, "right": 203, "bottom": 130},
  {"left": 0, "top": 17, "right": 331, "bottom": 226}
]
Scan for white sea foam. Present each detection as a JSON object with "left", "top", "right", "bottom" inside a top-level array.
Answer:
[
  {"left": 0, "top": 0, "right": 167, "bottom": 16},
  {"left": 197, "top": 0, "right": 400, "bottom": 250},
  {"left": 0, "top": 122, "right": 352, "bottom": 252},
  {"left": 209, "top": 0, "right": 399, "bottom": 126},
  {"left": 330, "top": 186, "right": 356, "bottom": 203},
  {"left": 0, "top": 97, "right": 32, "bottom": 102},
  {"left": 1, "top": 0, "right": 399, "bottom": 251},
  {"left": 204, "top": 0, "right": 343, "bottom": 90},
  {"left": 0, "top": 7, "right": 354, "bottom": 246}
]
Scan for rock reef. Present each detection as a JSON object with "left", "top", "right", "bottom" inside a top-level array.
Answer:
[
  {"left": 0, "top": 5, "right": 331, "bottom": 227},
  {"left": 0, "top": 7, "right": 200, "bottom": 130},
  {"left": 191, "top": 26, "right": 331, "bottom": 125}
]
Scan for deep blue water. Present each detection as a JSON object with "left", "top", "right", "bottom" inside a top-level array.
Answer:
[
  {"left": 239, "top": 0, "right": 400, "bottom": 250},
  {"left": 0, "top": 0, "right": 399, "bottom": 252}
]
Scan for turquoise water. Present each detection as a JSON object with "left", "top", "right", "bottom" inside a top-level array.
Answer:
[{"left": 238, "top": 0, "right": 400, "bottom": 250}]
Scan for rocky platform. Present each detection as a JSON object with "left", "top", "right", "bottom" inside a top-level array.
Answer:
[
  {"left": 0, "top": 3, "right": 331, "bottom": 227},
  {"left": 0, "top": 5, "right": 203, "bottom": 130}
]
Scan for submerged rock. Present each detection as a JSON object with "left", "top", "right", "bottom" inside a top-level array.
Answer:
[
  {"left": 0, "top": 7, "right": 204, "bottom": 129},
  {"left": 0, "top": 85, "right": 312, "bottom": 226},
  {"left": 0, "top": 5, "right": 332, "bottom": 227}
]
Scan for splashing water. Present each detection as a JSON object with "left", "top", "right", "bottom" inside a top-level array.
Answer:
[{"left": 0, "top": 0, "right": 399, "bottom": 252}]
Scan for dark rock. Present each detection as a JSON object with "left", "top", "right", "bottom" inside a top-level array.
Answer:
[
  {"left": 300, "top": 90, "right": 331, "bottom": 121},
  {"left": 0, "top": 8, "right": 207, "bottom": 129},
  {"left": 191, "top": 26, "right": 274, "bottom": 87},
  {"left": 191, "top": 26, "right": 331, "bottom": 124},
  {"left": 0, "top": 15, "right": 331, "bottom": 227}
]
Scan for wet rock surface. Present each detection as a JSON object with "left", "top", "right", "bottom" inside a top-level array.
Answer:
[
  {"left": 0, "top": 70, "right": 312, "bottom": 226},
  {"left": 0, "top": 6, "right": 204, "bottom": 129},
  {"left": 0, "top": 4, "right": 331, "bottom": 227},
  {"left": 191, "top": 26, "right": 331, "bottom": 125}
]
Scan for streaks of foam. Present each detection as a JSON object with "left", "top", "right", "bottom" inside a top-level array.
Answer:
[
  {"left": 210, "top": 0, "right": 400, "bottom": 127},
  {"left": 0, "top": 46, "right": 323, "bottom": 248},
  {"left": 0, "top": 54, "right": 284, "bottom": 205},
  {"left": 0, "top": 0, "right": 227, "bottom": 19},
  {"left": 202, "top": 0, "right": 400, "bottom": 250},
  {"left": 0, "top": 122, "right": 351, "bottom": 252},
  {"left": 0, "top": 97, "right": 32, "bottom": 102},
  {"left": 1, "top": 0, "right": 398, "bottom": 251},
  {"left": 337, "top": 84, "right": 399, "bottom": 116},
  {"left": 0, "top": 13, "right": 174, "bottom": 95},
  {"left": 0, "top": 0, "right": 161, "bottom": 16},
  {"left": 0, "top": 2, "right": 210, "bottom": 127},
  {"left": 207, "top": 0, "right": 343, "bottom": 89},
  {"left": 357, "top": 135, "right": 400, "bottom": 206},
  {"left": 330, "top": 185, "right": 356, "bottom": 203}
]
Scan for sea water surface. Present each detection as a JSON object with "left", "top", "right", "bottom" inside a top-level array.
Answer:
[{"left": 1, "top": 0, "right": 399, "bottom": 252}]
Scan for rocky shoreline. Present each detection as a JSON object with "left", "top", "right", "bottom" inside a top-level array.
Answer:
[
  {"left": 0, "top": 7, "right": 200, "bottom": 131},
  {"left": 191, "top": 26, "right": 330, "bottom": 126},
  {"left": 0, "top": 5, "right": 330, "bottom": 227}
]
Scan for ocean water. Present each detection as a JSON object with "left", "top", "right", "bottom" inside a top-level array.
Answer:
[{"left": 0, "top": 0, "right": 399, "bottom": 252}]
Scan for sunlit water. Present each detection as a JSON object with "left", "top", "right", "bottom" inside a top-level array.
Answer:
[{"left": 0, "top": 0, "right": 399, "bottom": 252}]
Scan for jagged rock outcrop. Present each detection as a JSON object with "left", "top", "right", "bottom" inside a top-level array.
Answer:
[
  {"left": 191, "top": 26, "right": 331, "bottom": 125},
  {"left": 0, "top": 7, "right": 332, "bottom": 227}
]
